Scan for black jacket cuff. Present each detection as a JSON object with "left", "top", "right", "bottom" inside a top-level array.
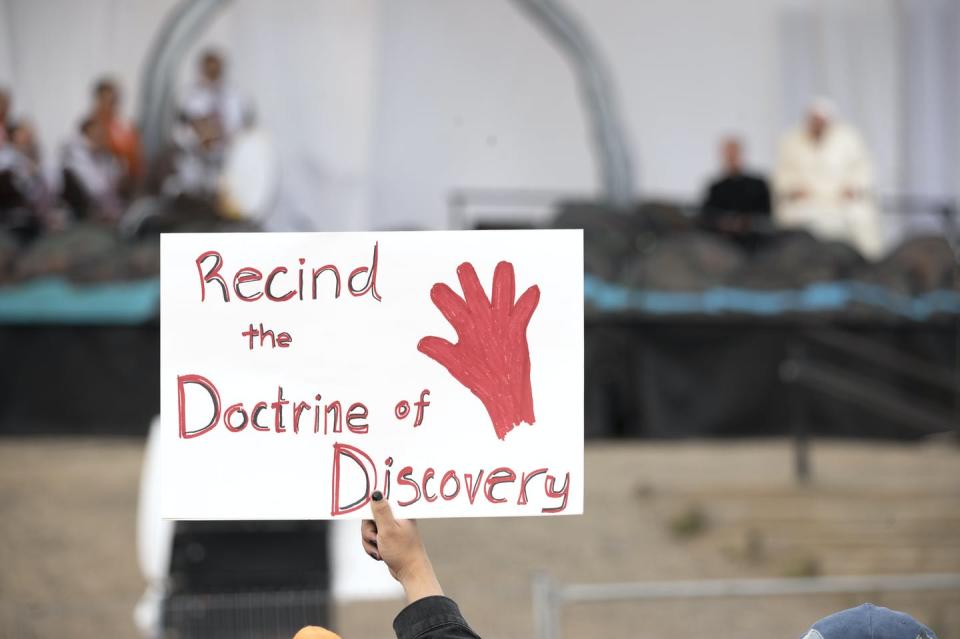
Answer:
[{"left": 392, "top": 595, "right": 478, "bottom": 639}]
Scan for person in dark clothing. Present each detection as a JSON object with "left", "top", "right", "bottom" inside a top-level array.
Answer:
[
  {"left": 0, "top": 120, "right": 51, "bottom": 242},
  {"left": 0, "top": 88, "right": 12, "bottom": 144},
  {"left": 700, "top": 137, "right": 772, "bottom": 250},
  {"left": 61, "top": 117, "right": 124, "bottom": 221},
  {"left": 295, "top": 491, "right": 480, "bottom": 639}
]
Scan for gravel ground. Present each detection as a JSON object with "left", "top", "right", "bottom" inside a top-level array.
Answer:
[{"left": 1, "top": 438, "right": 958, "bottom": 638}]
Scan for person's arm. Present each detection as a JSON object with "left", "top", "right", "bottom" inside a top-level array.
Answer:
[
  {"left": 361, "top": 492, "right": 481, "bottom": 639},
  {"left": 392, "top": 595, "right": 480, "bottom": 639},
  {"left": 757, "top": 177, "right": 773, "bottom": 217}
]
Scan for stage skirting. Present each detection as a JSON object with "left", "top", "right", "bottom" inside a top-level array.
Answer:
[{"left": 1, "top": 276, "right": 955, "bottom": 437}]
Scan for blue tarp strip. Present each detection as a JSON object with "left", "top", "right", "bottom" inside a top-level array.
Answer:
[
  {"left": 0, "top": 277, "right": 160, "bottom": 324},
  {"left": 0, "top": 275, "right": 957, "bottom": 324},
  {"left": 584, "top": 275, "right": 960, "bottom": 320}
]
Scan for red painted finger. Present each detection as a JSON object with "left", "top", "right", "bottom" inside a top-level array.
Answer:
[
  {"left": 491, "top": 261, "right": 515, "bottom": 313},
  {"left": 417, "top": 336, "right": 458, "bottom": 372},
  {"left": 456, "top": 262, "right": 490, "bottom": 309},
  {"left": 430, "top": 283, "right": 470, "bottom": 330},
  {"left": 513, "top": 284, "right": 540, "bottom": 327}
]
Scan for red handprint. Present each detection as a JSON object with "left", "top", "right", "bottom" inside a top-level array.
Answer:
[{"left": 418, "top": 261, "right": 540, "bottom": 440}]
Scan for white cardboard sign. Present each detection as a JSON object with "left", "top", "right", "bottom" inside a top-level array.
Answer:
[{"left": 160, "top": 230, "right": 583, "bottom": 520}]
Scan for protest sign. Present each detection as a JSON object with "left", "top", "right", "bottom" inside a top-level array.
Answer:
[{"left": 161, "top": 230, "right": 583, "bottom": 519}]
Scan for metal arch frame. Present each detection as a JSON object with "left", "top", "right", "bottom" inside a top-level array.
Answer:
[
  {"left": 509, "top": 0, "right": 636, "bottom": 208},
  {"left": 137, "top": 0, "right": 232, "bottom": 165},
  {"left": 136, "top": 0, "right": 636, "bottom": 206}
]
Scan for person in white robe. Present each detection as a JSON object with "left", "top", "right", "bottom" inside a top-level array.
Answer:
[
  {"left": 179, "top": 49, "right": 246, "bottom": 142},
  {"left": 773, "top": 99, "right": 885, "bottom": 259}
]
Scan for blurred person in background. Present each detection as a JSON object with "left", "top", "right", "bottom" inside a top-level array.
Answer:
[
  {"left": 150, "top": 49, "right": 268, "bottom": 220},
  {"left": 773, "top": 98, "right": 883, "bottom": 258},
  {"left": 61, "top": 117, "right": 124, "bottom": 222},
  {"left": 0, "top": 119, "right": 52, "bottom": 242},
  {"left": 180, "top": 49, "right": 245, "bottom": 143},
  {"left": 700, "top": 136, "right": 771, "bottom": 249},
  {"left": 154, "top": 49, "right": 247, "bottom": 202},
  {"left": 124, "top": 103, "right": 228, "bottom": 238},
  {"left": 9, "top": 120, "right": 40, "bottom": 164},
  {"left": 217, "top": 105, "right": 278, "bottom": 222},
  {"left": 158, "top": 106, "right": 227, "bottom": 201},
  {"left": 0, "top": 87, "right": 11, "bottom": 145},
  {"left": 90, "top": 77, "right": 144, "bottom": 189}
]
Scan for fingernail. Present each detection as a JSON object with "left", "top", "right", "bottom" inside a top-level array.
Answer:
[{"left": 372, "top": 491, "right": 383, "bottom": 502}]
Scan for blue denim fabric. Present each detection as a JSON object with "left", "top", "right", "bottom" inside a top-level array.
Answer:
[{"left": 804, "top": 603, "right": 938, "bottom": 639}]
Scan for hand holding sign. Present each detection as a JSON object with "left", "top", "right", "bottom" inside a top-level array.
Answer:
[
  {"left": 361, "top": 492, "right": 443, "bottom": 603},
  {"left": 418, "top": 261, "right": 540, "bottom": 440}
]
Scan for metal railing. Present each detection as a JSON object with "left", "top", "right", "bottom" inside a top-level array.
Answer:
[
  {"left": 1, "top": 589, "right": 331, "bottom": 639},
  {"left": 532, "top": 573, "right": 960, "bottom": 639},
  {"left": 781, "top": 328, "right": 960, "bottom": 483}
]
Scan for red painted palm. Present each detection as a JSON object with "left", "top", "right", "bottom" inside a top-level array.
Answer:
[{"left": 418, "top": 261, "right": 540, "bottom": 440}]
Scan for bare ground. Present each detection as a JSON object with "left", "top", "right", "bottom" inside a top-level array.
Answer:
[{"left": 1, "top": 438, "right": 958, "bottom": 638}]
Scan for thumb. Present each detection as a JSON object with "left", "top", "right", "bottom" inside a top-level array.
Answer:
[{"left": 370, "top": 491, "right": 397, "bottom": 529}]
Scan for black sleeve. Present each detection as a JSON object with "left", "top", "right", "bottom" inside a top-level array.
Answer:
[
  {"left": 756, "top": 177, "right": 772, "bottom": 216},
  {"left": 701, "top": 182, "right": 720, "bottom": 217},
  {"left": 700, "top": 182, "right": 725, "bottom": 228},
  {"left": 393, "top": 596, "right": 481, "bottom": 639}
]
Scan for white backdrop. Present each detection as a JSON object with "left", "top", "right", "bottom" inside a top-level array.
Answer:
[{"left": 1, "top": 0, "right": 954, "bottom": 232}]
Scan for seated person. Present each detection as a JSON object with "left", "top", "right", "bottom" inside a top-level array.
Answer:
[
  {"left": 700, "top": 136, "right": 771, "bottom": 236},
  {"left": 773, "top": 98, "right": 883, "bottom": 258},
  {"left": 0, "top": 87, "right": 11, "bottom": 145},
  {"left": 180, "top": 49, "right": 246, "bottom": 141},
  {"left": 90, "top": 77, "right": 144, "bottom": 188},
  {"left": 0, "top": 120, "right": 51, "bottom": 242},
  {"left": 151, "top": 105, "right": 228, "bottom": 203},
  {"left": 61, "top": 117, "right": 124, "bottom": 222}
]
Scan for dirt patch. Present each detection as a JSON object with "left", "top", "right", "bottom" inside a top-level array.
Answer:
[{"left": 1, "top": 438, "right": 958, "bottom": 638}]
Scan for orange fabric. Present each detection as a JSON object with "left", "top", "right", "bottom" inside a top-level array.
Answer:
[
  {"left": 292, "top": 626, "right": 342, "bottom": 639},
  {"left": 103, "top": 117, "right": 143, "bottom": 179}
]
